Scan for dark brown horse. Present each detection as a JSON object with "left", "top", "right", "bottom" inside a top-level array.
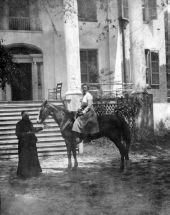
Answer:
[{"left": 37, "top": 100, "right": 131, "bottom": 171}]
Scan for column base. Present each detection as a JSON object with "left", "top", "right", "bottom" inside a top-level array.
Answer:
[
  {"left": 65, "top": 90, "right": 82, "bottom": 111},
  {"left": 132, "top": 92, "right": 154, "bottom": 141}
]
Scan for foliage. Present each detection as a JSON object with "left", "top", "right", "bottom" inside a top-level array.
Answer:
[
  {"left": 115, "top": 94, "right": 142, "bottom": 123},
  {"left": 93, "top": 93, "right": 143, "bottom": 141},
  {"left": 0, "top": 40, "right": 24, "bottom": 91},
  {"left": 0, "top": 40, "right": 16, "bottom": 90},
  {"left": 155, "top": 119, "right": 169, "bottom": 136}
]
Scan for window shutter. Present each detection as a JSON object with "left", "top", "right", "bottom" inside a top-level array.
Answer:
[
  {"left": 143, "top": 0, "right": 157, "bottom": 22},
  {"left": 80, "top": 50, "right": 98, "bottom": 83},
  {"left": 142, "top": 0, "right": 149, "bottom": 22},
  {"left": 148, "top": 0, "right": 157, "bottom": 20},
  {"left": 122, "top": 0, "right": 129, "bottom": 19},
  {"left": 78, "top": 0, "right": 97, "bottom": 22},
  {"left": 151, "top": 51, "right": 159, "bottom": 86},
  {"left": 145, "top": 49, "right": 159, "bottom": 87},
  {"left": 145, "top": 49, "right": 151, "bottom": 85}
]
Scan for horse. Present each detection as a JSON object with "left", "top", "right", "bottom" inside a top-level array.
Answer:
[{"left": 37, "top": 100, "right": 131, "bottom": 171}]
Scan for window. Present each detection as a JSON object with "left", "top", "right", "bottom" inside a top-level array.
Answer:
[
  {"left": 9, "top": 0, "right": 30, "bottom": 30},
  {"left": 77, "top": 0, "right": 97, "bottom": 22},
  {"left": 142, "top": 0, "right": 157, "bottom": 22},
  {"left": 9, "top": 0, "right": 29, "bottom": 17},
  {"left": 145, "top": 49, "right": 159, "bottom": 88},
  {"left": 122, "top": 0, "right": 129, "bottom": 19},
  {"left": 118, "top": 0, "right": 129, "bottom": 20},
  {"left": 80, "top": 50, "right": 98, "bottom": 83}
]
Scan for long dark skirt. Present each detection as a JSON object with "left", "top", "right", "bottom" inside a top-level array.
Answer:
[
  {"left": 72, "top": 108, "right": 99, "bottom": 135},
  {"left": 17, "top": 134, "right": 42, "bottom": 179}
]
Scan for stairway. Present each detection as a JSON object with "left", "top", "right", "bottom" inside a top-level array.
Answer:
[{"left": 0, "top": 101, "right": 67, "bottom": 159}]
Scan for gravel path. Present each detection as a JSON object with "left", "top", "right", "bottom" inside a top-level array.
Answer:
[{"left": 0, "top": 143, "right": 170, "bottom": 215}]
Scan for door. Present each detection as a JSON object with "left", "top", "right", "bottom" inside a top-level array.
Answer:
[{"left": 12, "top": 63, "right": 32, "bottom": 101}]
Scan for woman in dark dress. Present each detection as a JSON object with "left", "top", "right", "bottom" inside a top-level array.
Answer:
[{"left": 16, "top": 111, "right": 44, "bottom": 179}]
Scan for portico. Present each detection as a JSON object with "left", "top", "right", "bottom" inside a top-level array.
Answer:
[{"left": 0, "top": 44, "right": 44, "bottom": 101}]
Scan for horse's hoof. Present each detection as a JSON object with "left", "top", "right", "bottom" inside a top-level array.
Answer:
[
  {"left": 67, "top": 165, "right": 72, "bottom": 169},
  {"left": 125, "top": 160, "right": 130, "bottom": 169},
  {"left": 119, "top": 165, "right": 124, "bottom": 173},
  {"left": 74, "top": 162, "right": 78, "bottom": 168},
  {"left": 72, "top": 166, "right": 78, "bottom": 171}
]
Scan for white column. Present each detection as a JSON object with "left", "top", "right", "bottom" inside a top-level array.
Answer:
[
  {"left": 3, "top": 0, "right": 9, "bottom": 30},
  {"left": 38, "top": 63, "right": 44, "bottom": 100},
  {"left": 6, "top": 84, "right": 12, "bottom": 101},
  {"left": 0, "top": 89, "right": 4, "bottom": 101},
  {"left": 63, "top": 0, "right": 82, "bottom": 111},
  {"left": 32, "top": 61, "right": 38, "bottom": 100},
  {"left": 128, "top": 0, "right": 146, "bottom": 92}
]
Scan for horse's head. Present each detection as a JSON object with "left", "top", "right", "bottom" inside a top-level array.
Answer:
[{"left": 37, "top": 100, "right": 50, "bottom": 124}]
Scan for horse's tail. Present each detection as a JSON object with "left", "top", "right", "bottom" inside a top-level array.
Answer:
[{"left": 119, "top": 115, "right": 131, "bottom": 153}]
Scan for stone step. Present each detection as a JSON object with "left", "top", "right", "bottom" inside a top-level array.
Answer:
[
  {"left": 0, "top": 101, "right": 69, "bottom": 158},
  {"left": 0, "top": 111, "right": 39, "bottom": 116},
  {"left": 0, "top": 127, "right": 60, "bottom": 135},
  {"left": 0, "top": 132, "right": 62, "bottom": 140},
  {"left": 0, "top": 142, "right": 66, "bottom": 149},
  {"left": 0, "top": 136, "right": 64, "bottom": 144},
  {"left": 0, "top": 115, "right": 53, "bottom": 121},
  {"left": 0, "top": 118, "right": 56, "bottom": 125},
  {"left": 0, "top": 151, "right": 68, "bottom": 159},
  {"left": 0, "top": 146, "right": 67, "bottom": 156},
  {"left": 0, "top": 124, "right": 59, "bottom": 131}
]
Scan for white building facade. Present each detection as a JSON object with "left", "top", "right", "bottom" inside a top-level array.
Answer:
[{"left": 0, "top": 0, "right": 168, "bottom": 109}]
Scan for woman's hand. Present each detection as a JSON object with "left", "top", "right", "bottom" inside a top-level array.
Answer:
[
  {"left": 27, "top": 131, "right": 33, "bottom": 134},
  {"left": 41, "top": 124, "right": 49, "bottom": 129}
]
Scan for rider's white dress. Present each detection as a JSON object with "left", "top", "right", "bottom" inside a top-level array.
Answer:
[{"left": 72, "top": 92, "right": 99, "bottom": 134}]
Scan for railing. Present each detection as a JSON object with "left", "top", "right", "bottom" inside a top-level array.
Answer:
[
  {"left": 86, "top": 82, "right": 133, "bottom": 99},
  {"left": 9, "top": 17, "right": 31, "bottom": 30},
  {"left": 8, "top": 17, "right": 42, "bottom": 31}
]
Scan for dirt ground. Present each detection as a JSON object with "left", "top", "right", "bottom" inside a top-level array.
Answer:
[{"left": 0, "top": 139, "right": 170, "bottom": 215}]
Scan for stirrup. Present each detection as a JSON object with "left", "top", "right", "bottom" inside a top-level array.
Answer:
[
  {"left": 83, "top": 135, "right": 91, "bottom": 143},
  {"left": 75, "top": 137, "right": 82, "bottom": 144}
]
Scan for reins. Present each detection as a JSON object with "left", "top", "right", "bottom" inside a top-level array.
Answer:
[
  {"left": 60, "top": 119, "right": 73, "bottom": 132},
  {"left": 43, "top": 103, "right": 73, "bottom": 132}
]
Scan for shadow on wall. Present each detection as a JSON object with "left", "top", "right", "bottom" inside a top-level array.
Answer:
[
  {"left": 153, "top": 103, "right": 170, "bottom": 136},
  {"left": 155, "top": 119, "right": 170, "bottom": 136},
  {"left": 148, "top": 64, "right": 167, "bottom": 103},
  {"left": 134, "top": 92, "right": 154, "bottom": 141}
]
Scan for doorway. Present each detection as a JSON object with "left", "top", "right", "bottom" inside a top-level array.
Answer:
[{"left": 12, "top": 63, "right": 32, "bottom": 101}]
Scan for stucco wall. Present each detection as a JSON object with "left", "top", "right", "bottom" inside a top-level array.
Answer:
[
  {"left": 0, "top": 0, "right": 167, "bottom": 103},
  {"left": 143, "top": 0, "right": 167, "bottom": 102},
  {"left": 153, "top": 103, "right": 170, "bottom": 131},
  {"left": 79, "top": 0, "right": 120, "bottom": 87}
]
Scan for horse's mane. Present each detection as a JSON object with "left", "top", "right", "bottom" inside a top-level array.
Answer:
[{"left": 50, "top": 103, "right": 75, "bottom": 121}]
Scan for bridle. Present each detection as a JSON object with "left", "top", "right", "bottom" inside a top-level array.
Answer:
[{"left": 38, "top": 105, "right": 51, "bottom": 125}]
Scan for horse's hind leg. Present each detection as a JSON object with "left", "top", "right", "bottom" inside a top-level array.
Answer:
[
  {"left": 124, "top": 145, "right": 130, "bottom": 170},
  {"left": 121, "top": 140, "right": 130, "bottom": 169},
  {"left": 116, "top": 142, "right": 126, "bottom": 171},
  {"left": 110, "top": 136, "right": 126, "bottom": 171}
]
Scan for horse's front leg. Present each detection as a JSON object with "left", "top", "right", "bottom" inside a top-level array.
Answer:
[
  {"left": 66, "top": 142, "right": 72, "bottom": 169},
  {"left": 71, "top": 142, "right": 78, "bottom": 169}
]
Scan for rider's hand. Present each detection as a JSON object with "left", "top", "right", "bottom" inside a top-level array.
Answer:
[
  {"left": 79, "top": 112, "right": 84, "bottom": 116},
  {"left": 43, "top": 124, "right": 48, "bottom": 129},
  {"left": 82, "top": 110, "right": 86, "bottom": 115}
]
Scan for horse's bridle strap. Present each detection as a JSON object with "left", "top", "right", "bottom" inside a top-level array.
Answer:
[{"left": 60, "top": 119, "right": 72, "bottom": 132}]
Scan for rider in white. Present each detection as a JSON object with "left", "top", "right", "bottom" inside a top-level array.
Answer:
[{"left": 72, "top": 84, "right": 99, "bottom": 143}]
